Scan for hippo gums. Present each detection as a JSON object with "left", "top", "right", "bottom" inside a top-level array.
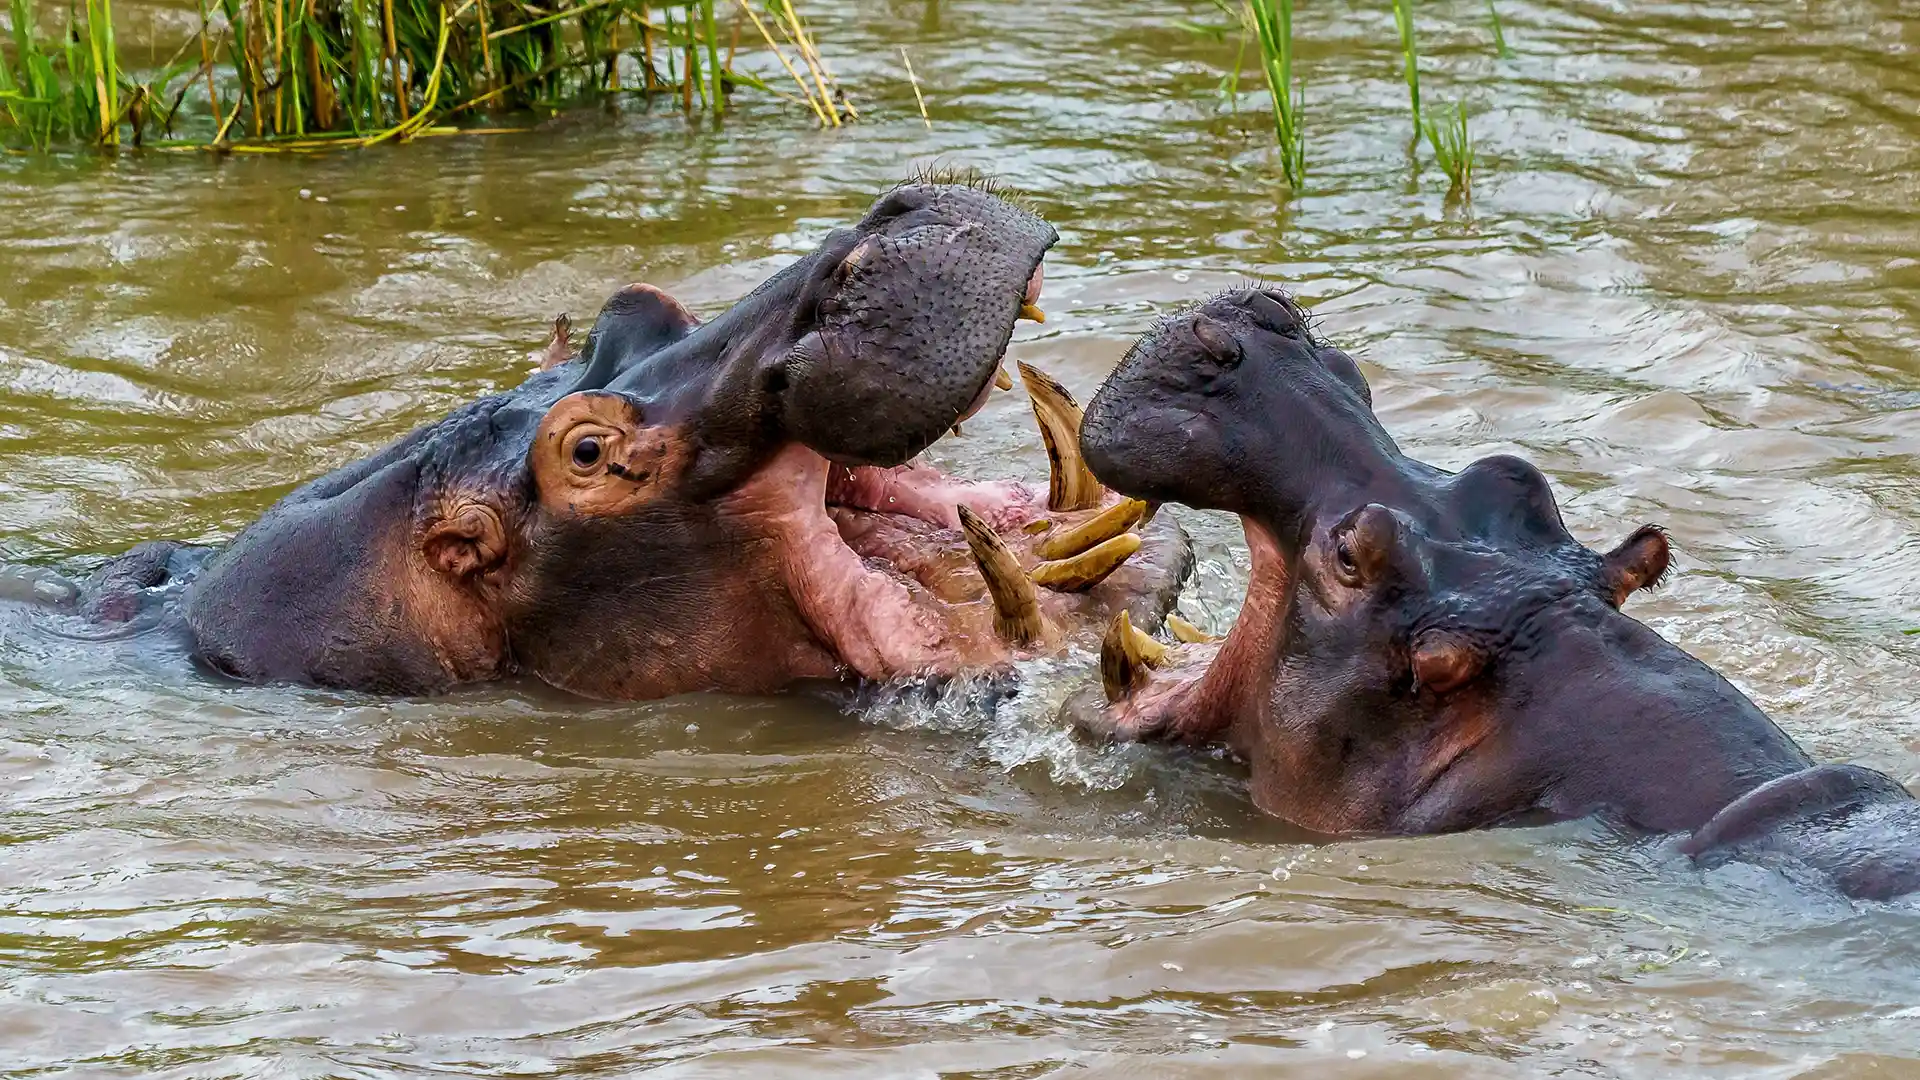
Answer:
[
  {"left": 30, "top": 179, "right": 1191, "bottom": 699},
  {"left": 1070, "top": 286, "right": 1920, "bottom": 900}
]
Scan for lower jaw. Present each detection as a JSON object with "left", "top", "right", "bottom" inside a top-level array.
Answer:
[
  {"left": 1085, "top": 513, "right": 1288, "bottom": 745},
  {"left": 726, "top": 350, "right": 1178, "bottom": 683},
  {"left": 729, "top": 446, "right": 1181, "bottom": 683}
]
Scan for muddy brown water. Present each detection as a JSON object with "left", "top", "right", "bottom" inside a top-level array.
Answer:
[{"left": 4, "top": 0, "right": 1920, "bottom": 1075}]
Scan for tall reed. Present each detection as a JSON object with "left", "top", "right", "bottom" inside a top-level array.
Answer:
[
  {"left": 0, "top": 0, "right": 848, "bottom": 150},
  {"left": 1245, "top": 0, "right": 1303, "bottom": 188},
  {"left": 1389, "top": 0, "right": 1420, "bottom": 133},
  {"left": 1388, "top": 0, "right": 1474, "bottom": 194},
  {"left": 1487, "top": 0, "right": 1511, "bottom": 59}
]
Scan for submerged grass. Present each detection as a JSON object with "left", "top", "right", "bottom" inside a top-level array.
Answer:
[
  {"left": 1182, "top": 0, "right": 1502, "bottom": 196},
  {"left": 0, "top": 0, "right": 849, "bottom": 150},
  {"left": 1389, "top": 0, "right": 1475, "bottom": 195},
  {"left": 1421, "top": 98, "right": 1472, "bottom": 194}
]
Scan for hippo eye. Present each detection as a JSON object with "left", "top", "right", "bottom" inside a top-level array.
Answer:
[{"left": 572, "top": 436, "right": 602, "bottom": 469}]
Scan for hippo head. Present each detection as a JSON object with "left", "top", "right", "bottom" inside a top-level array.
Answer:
[
  {"left": 1073, "top": 288, "right": 1808, "bottom": 835},
  {"left": 182, "top": 179, "right": 1191, "bottom": 697}
]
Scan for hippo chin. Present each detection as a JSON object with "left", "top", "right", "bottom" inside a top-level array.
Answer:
[
  {"left": 1068, "top": 286, "right": 1919, "bottom": 901},
  {"left": 44, "top": 180, "right": 1192, "bottom": 700}
]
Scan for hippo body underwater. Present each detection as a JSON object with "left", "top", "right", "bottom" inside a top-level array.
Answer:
[
  {"left": 11, "top": 181, "right": 1191, "bottom": 701},
  {"left": 1072, "top": 287, "right": 1920, "bottom": 901}
]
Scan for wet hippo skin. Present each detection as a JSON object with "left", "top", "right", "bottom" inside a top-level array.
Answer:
[
  {"left": 1068, "top": 286, "right": 1920, "bottom": 901},
  {"left": 33, "top": 179, "right": 1192, "bottom": 701}
]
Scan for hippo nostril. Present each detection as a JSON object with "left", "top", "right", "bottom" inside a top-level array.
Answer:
[
  {"left": 1243, "top": 290, "right": 1302, "bottom": 336},
  {"left": 572, "top": 437, "right": 602, "bottom": 469},
  {"left": 1191, "top": 316, "right": 1242, "bottom": 369}
]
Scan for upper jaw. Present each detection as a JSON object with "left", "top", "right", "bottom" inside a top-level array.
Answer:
[{"left": 772, "top": 207, "right": 1056, "bottom": 469}]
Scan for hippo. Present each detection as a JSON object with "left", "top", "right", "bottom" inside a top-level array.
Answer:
[
  {"left": 15, "top": 180, "right": 1191, "bottom": 700},
  {"left": 1067, "top": 286, "right": 1920, "bottom": 900}
]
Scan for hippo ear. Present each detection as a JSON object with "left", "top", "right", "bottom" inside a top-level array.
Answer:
[
  {"left": 1601, "top": 524, "right": 1670, "bottom": 606},
  {"left": 1411, "top": 631, "right": 1485, "bottom": 695},
  {"left": 572, "top": 284, "right": 702, "bottom": 388},
  {"left": 532, "top": 313, "right": 574, "bottom": 371},
  {"left": 1333, "top": 504, "right": 1399, "bottom": 586},
  {"left": 423, "top": 501, "right": 508, "bottom": 580},
  {"left": 530, "top": 391, "right": 685, "bottom": 517}
]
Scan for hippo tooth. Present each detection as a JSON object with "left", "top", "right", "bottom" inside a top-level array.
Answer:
[
  {"left": 1030, "top": 532, "right": 1142, "bottom": 593},
  {"left": 1165, "top": 613, "right": 1216, "bottom": 645},
  {"left": 995, "top": 367, "right": 1015, "bottom": 391},
  {"left": 958, "top": 505, "right": 1050, "bottom": 646},
  {"left": 1101, "top": 610, "right": 1167, "bottom": 703},
  {"left": 1017, "top": 361, "right": 1104, "bottom": 512},
  {"left": 1036, "top": 498, "right": 1149, "bottom": 561},
  {"left": 1018, "top": 302, "right": 1047, "bottom": 324}
]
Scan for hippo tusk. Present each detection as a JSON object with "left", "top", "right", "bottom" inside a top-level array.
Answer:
[
  {"left": 1037, "top": 498, "right": 1149, "bottom": 561},
  {"left": 1101, "top": 609, "right": 1167, "bottom": 702},
  {"left": 959, "top": 505, "right": 1050, "bottom": 645},
  {"left": 1018, "top": 361, "right": 1104, "bottom": 512},
  {"left": 1030, "top": 532, "right": 1142, "bottom": 593},
  {"left": 1165, "top": 613, "right": 1216, "bottom": 644},
  {"left": 995, "top": 367, "right": 1015, "bottom": 391},
  {"left": 1018, "top": 302, "right": 1047, "bottom": 324}
]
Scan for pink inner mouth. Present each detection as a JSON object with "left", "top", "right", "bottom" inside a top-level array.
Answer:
[
  {"left": 713, "top": 262, "right": 1165, "bottom": 684},
  {"left": 824, "top": 460, "right": 1038, "bottom": 533}
]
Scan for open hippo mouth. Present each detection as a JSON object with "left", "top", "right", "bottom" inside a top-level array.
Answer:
[
  {"left": 163, "top": 178, "right": 1188, "bottom": 699},
  {"left": 491, "top": 179, "right": 1193, "bottom": 699}
]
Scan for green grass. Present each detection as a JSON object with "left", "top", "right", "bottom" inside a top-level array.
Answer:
[
  {"left": 1388, "top": 0, "right": 1479, "bottom": 194},
  {"left": 1246, "top": 0, "right": 1303, "bottom": 188},
  {"left": 1389, "top": 0, "right": 1420, "bottom": 133},
  {"left": 1392, "top": 1, "right": 1476, "bottom": 195},
  {"left": 1487, "top": 0, "right": 1512, "bottom": 59},
  {"left": 1182, "top": 1, "right": 1502, "bottom": 196},
  {"left": 1421, "top": 98, "right": 1472, "bottom": 194},
  {"left": 1, "top": 0, "right": 848, "bottom": 150}
]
